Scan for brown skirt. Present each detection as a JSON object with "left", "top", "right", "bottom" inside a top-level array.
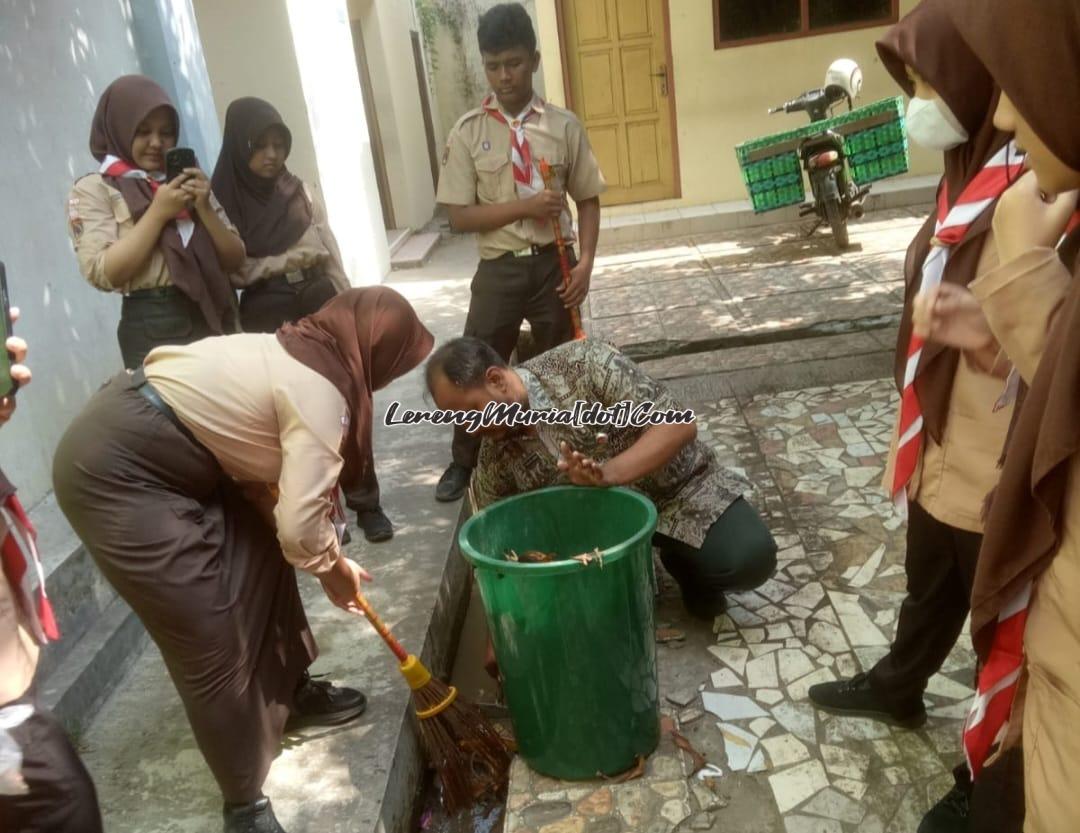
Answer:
[{"left": 51, "top": 372, "right": 316, "bottom": 803}]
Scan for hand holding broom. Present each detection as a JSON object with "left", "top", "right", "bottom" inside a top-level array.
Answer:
[
  {"left": 538, "top": 158, "right": 587, "bottom": 340},
  {"left": 351, "top": 590, "right": 513, "bottom": 812}
]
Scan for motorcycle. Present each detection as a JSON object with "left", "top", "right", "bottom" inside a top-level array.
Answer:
[{"left": 768, "top": 60, "right": 872, "bottom": 250}]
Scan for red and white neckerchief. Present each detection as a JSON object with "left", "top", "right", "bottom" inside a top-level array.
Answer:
[
  {"left": 891, "top": 142, "right": 1025, "bottom": 515},
  {"left": 0, "top": 490, "right": 60, "bottom": 644},
  {"left": 99, "top": 155, "right": 195, "bottom": 247},
  {"left": 963, "top": 207, "right": 1080, "bottom": 781},
  {"left": 483, "top": 95, "right": 543, "bottom": 190}
]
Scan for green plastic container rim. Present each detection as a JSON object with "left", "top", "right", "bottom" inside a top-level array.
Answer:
[{"left": 458, "top": 486, "right": 659, "bottom": 576}]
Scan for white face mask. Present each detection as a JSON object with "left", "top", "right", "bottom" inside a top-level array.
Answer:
[{"left": 906, "top": 97, "right": 970, "bottom": 151}]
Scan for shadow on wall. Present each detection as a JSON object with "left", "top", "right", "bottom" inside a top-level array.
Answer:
[{"left": 0, "top": 0, "right": 215, "bottom": 507}]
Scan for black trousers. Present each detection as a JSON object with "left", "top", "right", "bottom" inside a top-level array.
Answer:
[
  {"left": 654, "top": 498, "right": 778, "bottom": 617},
  {"left": 0, "top": 698, "right": 103, "bottom": 833},
  {"left": 118, "top": 289, "right": 216, "bottom": 370},
  {"left": 238, "top": 274, "right": 338, "bottom": 334},
  {"left": 959, "top": 746, "right": 1025, "bottom": 832},
  {"left": 869, "top": 500, "right": 980, "bottom": 709},
  {"left": 451, "top": 248, "right": 575, "bottom": 468}
]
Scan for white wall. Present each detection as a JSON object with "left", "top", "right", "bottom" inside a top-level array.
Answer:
[
  {"left": 351, "top": 0, "right": 437, "bottom": 231},
  {"left": 0, "top": 0, "right": 218, "bottom": 507},
  {"left": 193, "top": 0, "right": 390, "bottom": 282}
]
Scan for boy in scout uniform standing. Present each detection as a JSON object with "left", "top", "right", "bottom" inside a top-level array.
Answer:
[{"left": 434, "top": 1, "right": 605, "bottom": 502}]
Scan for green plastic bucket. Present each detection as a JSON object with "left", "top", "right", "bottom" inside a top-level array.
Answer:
[{"left": 458, "top": 486, "right": 660, "bottom": 779}]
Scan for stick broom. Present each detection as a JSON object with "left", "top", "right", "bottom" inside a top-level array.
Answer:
[{"left": 353, "top": 591, "right": 513, "bottom": 812}]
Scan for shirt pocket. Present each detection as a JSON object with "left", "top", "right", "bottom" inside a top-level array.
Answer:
[
  {"left": 475, "top": 154, "right": 513, "bottom": 203},
  {"left": 541, "top": 151, "right": 569, "bottom": 192},
  {"left": 109, "top": 192, "right": 134, "bottom": 226}
]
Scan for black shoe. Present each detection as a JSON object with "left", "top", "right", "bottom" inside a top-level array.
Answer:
[
  {"left": 918, "top": 782, "right": 971, "bottom": 833},
  {"left": 357, "top": 507, "right": 393, "bottom": 543},
  {"left": 436, "top": 463, "right": 472, "bottom": 502},
  {"left": 223, "top": 797, "right": 286, "bottom": 833},
  {"left": 808, "top": 672, "right": 926, "bottom": 728},
  {"left": 682, "top": 591, "right": 727, "bottom": 622},
  {"left": 284, "top": 672, "right": 367, "bottom": 732}
]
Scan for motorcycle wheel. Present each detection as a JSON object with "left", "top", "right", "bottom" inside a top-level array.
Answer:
[{"left": 824, "top": 197, "right": 850, "bottom": 249}]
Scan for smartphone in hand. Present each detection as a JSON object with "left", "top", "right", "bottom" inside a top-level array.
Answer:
[
  {"left": 0, "top": 262, "right": 14, "bottom": 399},
  {"left": 165, "top": 147, "right": 197, "bottom": 183}
]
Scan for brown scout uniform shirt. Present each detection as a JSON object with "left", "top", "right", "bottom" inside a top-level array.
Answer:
[
  {"left": 968, "top": 247, "right": 1075, "bottom": 833},
  {"left": 67, "top": 173, "right": 237, "bottom": 293},
  {"left": 144, "top": 334, "right": 349, "bottom": 575},
  {"left": 436, "top": 94, "right": 606, "bottom": 261},
  {"left": 884, "top": 233, "right": 1014, "bottom": 533},
  {"left": 231, "top": 182, "right": 350, "bottom": 292}
]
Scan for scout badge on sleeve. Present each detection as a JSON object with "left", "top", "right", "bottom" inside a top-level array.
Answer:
[{"left": 67, "top": 197, "right": 83, "bottom": 242}]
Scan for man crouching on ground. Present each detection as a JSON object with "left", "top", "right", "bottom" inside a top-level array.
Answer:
[{"left": 425, "top": 337, "right": 777, "bottom": 618}]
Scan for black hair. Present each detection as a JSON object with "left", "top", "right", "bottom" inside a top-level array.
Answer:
[
  {"left": 426, "top": 337, "right": 509, "bottom": 391},
  {"left": 477, "top": 3, "right": 537, "bottom": 55}
]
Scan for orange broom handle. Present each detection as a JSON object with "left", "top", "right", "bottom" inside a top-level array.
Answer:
[
  {"left": 538, "top": 159, "right": 586, "bottom": 340},
  {"left": 354, "top": 591, "right": 410, "bottom": 664}
]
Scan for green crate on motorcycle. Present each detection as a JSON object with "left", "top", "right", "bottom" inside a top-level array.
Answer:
[{"left": 735, "top": 96, "right": 910, "bottom": 214}]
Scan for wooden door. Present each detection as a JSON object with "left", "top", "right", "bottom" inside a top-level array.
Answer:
[{"left": 561, "top": 0, "right": 678, "bottom": 206}]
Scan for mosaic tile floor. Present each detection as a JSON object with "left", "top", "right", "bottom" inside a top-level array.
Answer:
[{"left": 505, "top": 379, "right": 975, "bottom": 833}]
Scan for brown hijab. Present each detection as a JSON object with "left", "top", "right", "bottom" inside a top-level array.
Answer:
[
  {"left": 947, "top": 0, "right": 1080, "bottom": 660},
  {"left": 876, "top": 0, "right": 1012, "bottom": 441},
  {"left": 210, "top": 98, "right": 312, "bottom": 259},
  {"left": 90, "top": 75, "right": 236, "bottom": 333},
  {"left": 277, "top": 288, "right": 434, "bottom": 507}
]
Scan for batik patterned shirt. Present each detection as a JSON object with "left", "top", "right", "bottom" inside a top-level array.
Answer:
[{"left": 470, "top": 340, "right": 750, "bottom": 548}]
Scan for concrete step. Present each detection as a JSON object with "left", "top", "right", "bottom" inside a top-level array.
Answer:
[
  {"left": 28, "top": 493, "right": 146, "bottom": 738},
  {"left": 386, "top": 227, "right": 412, "bottom": 257},
  {"left": 598, "top": 175, "right": 939, "bottom": 247},
  {"left": 390, "top": 231, "right": 441, "bottom": 270},
  {"left": 39, "top": 594, "right": 147, "bottom": 737},
  {"left": 639, "top": 329, "right": 897, "bottom": 403}
]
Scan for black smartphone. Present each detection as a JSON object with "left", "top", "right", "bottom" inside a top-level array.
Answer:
[
  {"left": 165, "top": 147, "right": 197, "bottom": 183},
  {"left": 0, "top": 262, "right": 13, "bottom": 399}
]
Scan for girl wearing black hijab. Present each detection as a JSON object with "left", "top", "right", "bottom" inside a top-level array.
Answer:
[
  {"left": 210, "top": 101, "right": 393, "bottom": 544},
  {"left": 67, "top": 75, "right": 245, "bottom": 369},
  {"left": 211, "top": 97, "right": 349, "bottom": 333},
  {"left": 210, "top": 99, "right": 391, "bottom": 544}
]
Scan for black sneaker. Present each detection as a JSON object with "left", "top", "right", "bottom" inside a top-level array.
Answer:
[
  {"left": 682, "top": 591, "right": 728, "bottom": 622},
  {"left": 808, "top": 672, "right": 926, "bottom": 728},
  {"left": 223, "top": 797, "right": 286, "bottom": 833},
  {"left": 357, "top": 507, "right": 393, "bottom": 543},
  {"left": 435, "top": 463, "right": 472, "bottom": 502},
  {"left": 284, "top": 673, "right": 367, "bottom": 732},
  {"left": 918, "top": 782, "right": 970, "bottom": 833}
]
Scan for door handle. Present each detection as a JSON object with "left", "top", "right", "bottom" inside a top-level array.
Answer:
[{"left": 651, "top": 65, "right": 668, "bottom": 97}]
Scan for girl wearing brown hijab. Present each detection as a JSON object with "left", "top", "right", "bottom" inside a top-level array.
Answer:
[
  {"left": 210, "top": 99, "right": 397, "bottom": 545},
  {"left": 67, "top": 75, "right": 245, "bottom": 369},
  {"left": 51, "top": 288, "right": 434, "bottom": 833},
  {"left": 912, "top": 1, "right": 1080, "bottom": 829},
  {"left": 810, "top": 5, "right": 1029, "bottom": 828}
]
